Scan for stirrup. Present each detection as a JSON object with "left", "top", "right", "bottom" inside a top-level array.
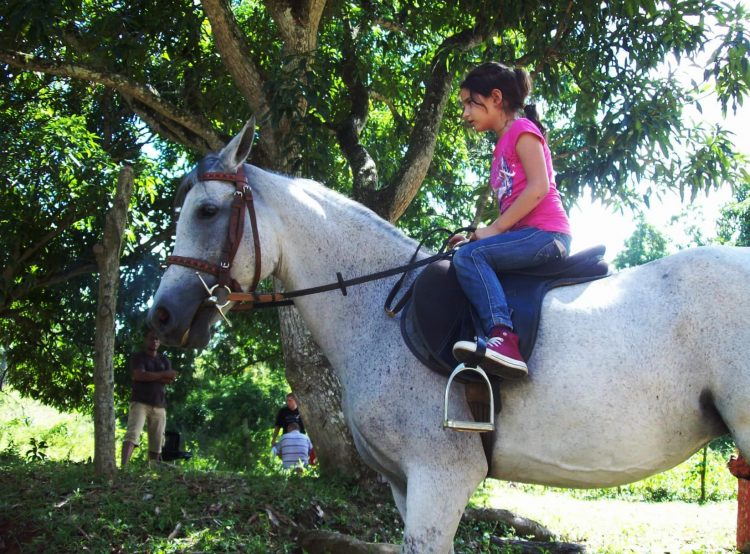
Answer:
[{"left": 443, "top": 364, "right": 495, "bottom": 433}]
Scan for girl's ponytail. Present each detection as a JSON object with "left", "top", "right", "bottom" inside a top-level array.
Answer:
[
  {"left": 513, "top": 68, "right": 531, "bottom": 100},
  {"left": 523, "top": 104, "right": 546, "bottom": 137}
]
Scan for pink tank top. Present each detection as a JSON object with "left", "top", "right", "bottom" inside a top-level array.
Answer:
[{"left": 490, "top": 118, "right": 571, "bottom": 235}]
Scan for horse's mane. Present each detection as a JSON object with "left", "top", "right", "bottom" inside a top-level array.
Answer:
[
  {"left": 174, "top": 156, "right": 419, "bottom": 249},
  {"left": 282, "top": 172, "right": 418, "bottom": 249}
]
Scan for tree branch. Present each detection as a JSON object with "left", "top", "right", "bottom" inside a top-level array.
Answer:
[
  {"left": 201, "top": 0, "right": 288, "bottom": 165},
  {"left": 16, "top": 262, "right": 98, "bottom": 300},
  {"left": 122, "top": 94, "right": 215, "bottom": 154},
  {"left": 200, "top": 0, "right": 268, "bottom": 113},
  {"left": 264, "top": 0, "right": 327, "bottom": 53},
  {"left": 471, "top": 185, "right": 493, "bottom": 228},
  {"left": 0, "top": 49, "right": 225, "bottom": 153},
  {"left": 335, "top": 19, "right": 378, "bottom": 197},
  {"left": 368, "top": 28, "right": 485, "bottom": 222},
  {"left": 371, "top": 91, "right": 408, "bottom": 133}
]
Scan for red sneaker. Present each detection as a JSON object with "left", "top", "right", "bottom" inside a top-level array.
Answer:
[{"left": 453, "top": 325, "right": 528, "bottom": 379}]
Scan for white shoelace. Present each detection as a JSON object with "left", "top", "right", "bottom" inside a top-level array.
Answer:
[{"left": 487, "top": 336, "right": 505, "bottom": 347}]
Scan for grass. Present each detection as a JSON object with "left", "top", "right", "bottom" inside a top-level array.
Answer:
[
  {"left": 0, "top": 457, "right": 405, "bottom": 553},
  {"left": 474, "top": 481, "right": 737, "bottom": 553},
  {"left": 0, "top": 457, "right": 740, "bottom": 553},
  {"left": 0, "top": 389, "right": 743, "bottom": 552}
]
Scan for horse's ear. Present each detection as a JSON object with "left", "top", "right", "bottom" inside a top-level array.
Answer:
[{"left": 219, "top": 117, "right": 256, "bottom": 170}]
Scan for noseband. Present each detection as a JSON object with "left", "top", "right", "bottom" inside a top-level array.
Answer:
[{"left": 165, "top": 165, "right": 264, "bottom": 323}]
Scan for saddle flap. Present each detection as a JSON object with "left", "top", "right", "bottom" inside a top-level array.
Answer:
[
  {"left": 411, "top": 260, "right": 472, "bottom": 354},
  {"left": 399, "top": 245, "right": 610, "bottom": 378}
]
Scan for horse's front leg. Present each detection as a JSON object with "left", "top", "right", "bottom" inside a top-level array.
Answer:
[{"left": 400, "top": 463, "right": 485, "bottom": 554}]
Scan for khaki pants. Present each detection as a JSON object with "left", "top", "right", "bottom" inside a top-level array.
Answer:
[{"left": 123, "top": 401, "right": 166, "bottom": 454}]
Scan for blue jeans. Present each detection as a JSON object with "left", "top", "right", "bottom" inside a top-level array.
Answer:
[{"left": 452, "top": 227, "right": 572, "bottom": 335}]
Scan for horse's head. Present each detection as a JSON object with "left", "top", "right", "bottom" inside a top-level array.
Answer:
[{"left": 148, "top": 119, "right": 280, "bottom": 348}]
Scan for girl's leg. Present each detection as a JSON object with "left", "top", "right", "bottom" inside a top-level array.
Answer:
[{"left": 452, "top": 228, "right": 567, "bottom": 335}]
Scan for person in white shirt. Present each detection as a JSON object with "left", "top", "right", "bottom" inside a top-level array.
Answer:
[{"left": 271, "top": 422, "right": 313, "bottom": 470}]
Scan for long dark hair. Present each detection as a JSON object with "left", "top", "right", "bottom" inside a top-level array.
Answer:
[{"left": 460, "top": 62, "right": 546, "bottom": 136}]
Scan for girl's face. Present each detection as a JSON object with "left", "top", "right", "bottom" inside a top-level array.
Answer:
[{"left": 460, "top": 88, "right": 505, "bottom": 133}]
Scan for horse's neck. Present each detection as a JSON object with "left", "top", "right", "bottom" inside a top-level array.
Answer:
[
  {"left": 255, "top": 171, "right": 419, "bottom": 372},
  {"left": 260, "top": 173, "right": 418, "bottom": 292}
]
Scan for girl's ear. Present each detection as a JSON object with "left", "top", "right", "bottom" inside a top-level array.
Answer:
[{"left": 491, "top": 89, "right": 504, "bottom": 107}]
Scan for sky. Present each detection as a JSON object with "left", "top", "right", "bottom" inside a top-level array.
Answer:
[{"left": 567, "top": 27, "right": 749, "bottom": 261}]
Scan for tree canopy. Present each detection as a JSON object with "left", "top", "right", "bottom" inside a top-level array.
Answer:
[
  {"left": 1, "top": 0, "right": 749, "bottom": 424},
  {"left": 612, "top": 214, "right": 670, "bottom": 269}
]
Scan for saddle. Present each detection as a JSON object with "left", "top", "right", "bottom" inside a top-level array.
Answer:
[{"left": 400, "top": 245, "right": 610, "bottom": 380}]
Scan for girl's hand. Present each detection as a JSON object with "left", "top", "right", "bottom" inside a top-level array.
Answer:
[
  {"left": 448, "top": 234, "right": 468, "bottom": 248},
  {"left": 473, "top": 226, "right": 500, "bottom": 241}
]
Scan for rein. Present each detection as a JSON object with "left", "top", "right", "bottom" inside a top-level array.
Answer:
[{"left": 165, "top": 164, "right": 472, "bottom": 324}]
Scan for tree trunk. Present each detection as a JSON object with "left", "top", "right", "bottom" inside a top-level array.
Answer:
[
  {"left": 277, "top": 298, "right": 374, "bottom": 480},
  {"left": 92, "top": 165, "right": 134, "bottom": 478},
  {"left": 463, "top": 507, "right": 555, "bottom": 542},
  {"left": 298, "top": 530, "right": 400, "bottom": 554}
]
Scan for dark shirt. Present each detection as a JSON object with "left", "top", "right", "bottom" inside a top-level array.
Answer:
[
  {"left": 129, "top": 351, "right": 172, "bottom": 408},
  {"left": 275, "top": 406, "right": 305, "bottom": 434}
]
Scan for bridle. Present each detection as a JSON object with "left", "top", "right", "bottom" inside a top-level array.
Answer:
[
  {"left": 165, "top": 161, "right": 470, "bottom": 326},
  {"left": 165, "top": 164, "right": 272, "bottom": 325}
]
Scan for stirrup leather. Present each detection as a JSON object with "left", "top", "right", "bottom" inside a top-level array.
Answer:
[{"left": 443, "top": 364, "right": 495, "bottom": 433}]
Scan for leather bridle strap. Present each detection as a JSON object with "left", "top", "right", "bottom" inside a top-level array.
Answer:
[
  {"left": 225, "top": 249, "right": 453, "bottom": 310},
  {"left": 223, "top": 226, "right": 475, "bottom": 311},
  {"left": 165, "top": 165, "right": 262, "bottom": 294}
]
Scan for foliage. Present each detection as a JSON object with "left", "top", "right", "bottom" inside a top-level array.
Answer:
[
  {"left": 0, "top": 69, "right": 183, "bottom": 410},
  {"left": 166, "top": 360, "right": 289, "bottom": 471},
  {"left": 0, "top": 388, "right": 95, "bottom": 461},
  {"left": 24, "top": 437, "right": 49, "bottom": 462},
  {"left": 0, "top": 71, "right": 285, "bottom": 413},
  {"left": 1, "top": 351, "right": 290, "bottom": 473},
  {"left": 613, "top": 214, "right": 670, "bottom": 269},
  {"left": 717, "top": 181, "right": 750, "bottom": 246},
  {"left": 0, "top": 451, "right": 737, "bottom": 553}
]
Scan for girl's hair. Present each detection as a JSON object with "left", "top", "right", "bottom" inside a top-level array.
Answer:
[{"left": 460, "top": 62, "right": 546, "bottom": 136}]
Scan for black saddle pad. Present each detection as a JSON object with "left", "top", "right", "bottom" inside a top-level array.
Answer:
[{"left": 400, "top": 245, "right": 609, "bottom": 377}]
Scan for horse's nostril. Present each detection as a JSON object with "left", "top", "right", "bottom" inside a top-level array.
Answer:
[{"left": 156, "top": 306, "right": 170, "bottom": 323}]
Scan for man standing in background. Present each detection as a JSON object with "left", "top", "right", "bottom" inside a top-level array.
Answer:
[
  {"left": 271, "top": 392, "right": 305, "bottom": 447},
  {"left": 121, "top": 329, "right": 177, "bottom": 467}
]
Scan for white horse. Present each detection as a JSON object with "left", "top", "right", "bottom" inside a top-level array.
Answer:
[{"left": 149, "top": 121, "right": 750, "bottom": 553}]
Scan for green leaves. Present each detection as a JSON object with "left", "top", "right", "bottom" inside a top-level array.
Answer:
[
  {"left": 613, "top": 215, "right": 670, "bottom": 269},
  {"left": 1, "top": 0, "right": 749, "bottom": 415},
  {"left": 707, "top": 1, "right": 750, "bottom": 114}
]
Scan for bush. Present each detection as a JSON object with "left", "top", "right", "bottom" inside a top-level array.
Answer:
[{"left": 166, "top": 364, "right": 288, "bottom": 471}]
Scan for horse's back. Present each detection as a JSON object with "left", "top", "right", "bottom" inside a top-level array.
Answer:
[{"left": 489, "top": 246, "right": 750, "bottom": 487}]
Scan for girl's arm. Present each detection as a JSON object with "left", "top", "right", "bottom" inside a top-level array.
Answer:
[{"left": 474, "top": 133, "right": 550, "bottom": 239}]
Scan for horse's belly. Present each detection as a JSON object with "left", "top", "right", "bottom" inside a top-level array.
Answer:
[{"left": 489, "top": 385, "right": 718, "bottom": 488}]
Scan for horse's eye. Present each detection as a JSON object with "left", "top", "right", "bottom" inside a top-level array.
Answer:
[{"left": 197, "top": 204, "right": 218, "bottom": 219}]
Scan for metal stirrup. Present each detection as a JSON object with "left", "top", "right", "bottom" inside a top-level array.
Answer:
[{"left": 443, "top": 364, "right": 495, "bottom": 432}]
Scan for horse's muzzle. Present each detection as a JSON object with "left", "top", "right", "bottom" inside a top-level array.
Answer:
[{"left": 149, "top": 287, "right": 217, "bottom": 349}]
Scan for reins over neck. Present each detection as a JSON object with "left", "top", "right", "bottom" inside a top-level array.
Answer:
[
  {"left": 165, "top": 163, "right": 472, "bottom": 318},
  {"left": 224, "top": 226, "right": 474, "bottom": 313}
]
